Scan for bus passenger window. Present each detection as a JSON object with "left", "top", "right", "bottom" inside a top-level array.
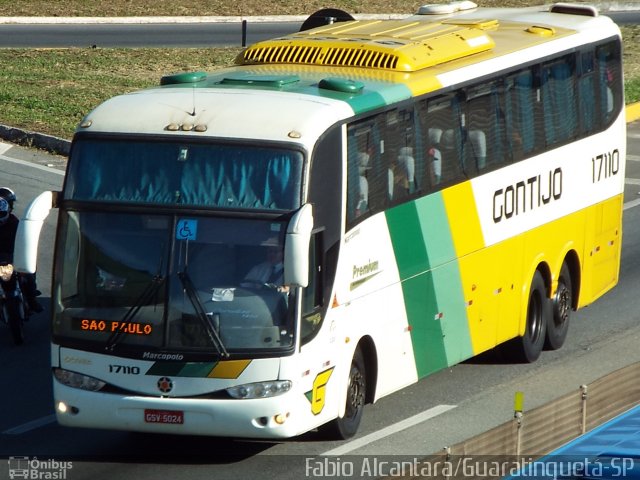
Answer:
[
  {"left": 467, "top": 129, "right": 487, "bottom": 172},
  {"left": 578, "top": 51, "right": 597, "bottom": 135},
  {"left": 346, "top": 150, "right": 371, "bottom": 223},
  {"left": 505, "top": 69, "right": 536, "bottom": 160},
  {"left": 399, "top": 147, "right": 416, "bottom": 194},
  {"left": 387, "top": 147, "right": 415, "bottom": 201},
  {"left": 423, "top": 94, "right": 464, "bottom": 185},
  {"left": 465, "top": 80, "right": 505, "bottom": 172},
  {"left": 440, "top": 129, "right": 460, "bottom": 183},
  {"left": 541, "top": 55, "right": 577, "bottom": 146},
  {"left": 597, "top": 41, "right": 622, "bottom": 124},
  {"left": 347, "top": 122, "right": 379, "bottom": 224}
]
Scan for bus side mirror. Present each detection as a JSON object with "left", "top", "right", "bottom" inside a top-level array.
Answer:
[
  {"left": 284, "top": 203, "right": 314, "bottom": 287},
  {"left": 14, "top": 191, "right": 58, "bottom": 274}
]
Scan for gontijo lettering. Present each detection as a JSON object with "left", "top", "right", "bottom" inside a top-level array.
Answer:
[{"left": 493, "top": 168, "right": 562, "bottom": 223}]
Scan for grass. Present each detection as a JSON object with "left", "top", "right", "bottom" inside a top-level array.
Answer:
[
  {"left": 0, "top": 3, "right": 638, "bottom": 140},
  {"left": 0, "top": 0, "right": 552, "bottom": 17},
  {"left": 0, "top": 48, "right": 239, "bottom": 138}
]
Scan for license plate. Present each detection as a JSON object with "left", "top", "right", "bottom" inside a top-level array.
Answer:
[{"left": 144, "top": 409, "right": 184, "bottom": 424}]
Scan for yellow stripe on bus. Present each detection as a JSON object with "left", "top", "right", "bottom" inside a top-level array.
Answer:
[
  {"left": 207, "top": 359, "right": 252, "bottom": 379},
  {"left": 442, "top": 181, "right": 485, "bottom": 256}
]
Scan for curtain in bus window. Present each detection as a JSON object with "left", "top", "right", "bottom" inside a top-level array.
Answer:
[
  {"left": 542, "top": 59, "right": 577, "bottom": 146},
  {"left": 516, "top": 71, "right": 535, "bottom": 155},
  {"left": 413, "top": 102, "right": 427, "bottom": 192},
  {"left": 69, "top": 142, "right": 179, "bottom": 204},
  {"left": 180, "top": 151, "right": 293, "bottom": 208},
  {"left": 579, "top": 52, "right": 597, "bottom": 134},
  {"left": 488, "top": 84, "right": 505, "bottom": 168},
  {"left": 504, "top": 70, "right": 535, "bottom": 159},
  {"left": 177, "top": 148, "right": 298, "bottom": 209},
  {"left": 67, "top": 140, "right": 302, "bottom": 210}
]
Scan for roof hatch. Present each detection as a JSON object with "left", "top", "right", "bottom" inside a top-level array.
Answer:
[{"left": 549, "top": 3, "right": 599, "bottom": 17}]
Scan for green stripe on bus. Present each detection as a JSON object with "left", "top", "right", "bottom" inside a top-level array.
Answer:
[
  {"left": 180, "top": 362, "right": 219, "bottom": 377},
  {"left": 316, "top": 83, "right": 412, "bottom": 115},
  {"left": 146, "top": 362, "right": 217, "bottom": 377},
  {"left": 415, "top": 194, "right": 473, "bottom": 366},
  {"left": 386, "top": 194, "right": 474, "bottom": 377},
  {"left": 146, "top": 362, "right": 186, "bottom": 376}
]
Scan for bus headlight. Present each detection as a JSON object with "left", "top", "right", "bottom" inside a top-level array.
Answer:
[
  {"left": 226, "top": 380, "right": 292, "bottom": 399},
  {"left": 53, "top": 368, "right": 106, "bottom": 392}
]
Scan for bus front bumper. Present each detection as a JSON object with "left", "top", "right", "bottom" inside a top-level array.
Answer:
[{"left": 53, "top": 381, "right": 309, "bottom": 439}]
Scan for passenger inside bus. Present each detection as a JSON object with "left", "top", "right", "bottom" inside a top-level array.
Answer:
[
  {"left": 356, "top": 152, "right": 370, "bottom": 216},
  {"left": 243, "top": 245, "right": 285, "bottom": 289},
  {"left": 427, "top": 128, "right": 443, "bottom": 185},
  {"left": 387, "top": 147, "right": 414, "bottom": 201}
]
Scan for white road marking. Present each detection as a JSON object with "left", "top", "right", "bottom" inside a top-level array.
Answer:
[
  {"left": 0, "top": 153, "right": 65, "bottom": 175},
  {"left": 624, "top": 198, "right": 640, "bottom": 211},
  {"left": 3, "top": 414, "right": 57, "bottom": 435},
  {"left": 321, "top": 404, "right": 456, "bottom": 456}
]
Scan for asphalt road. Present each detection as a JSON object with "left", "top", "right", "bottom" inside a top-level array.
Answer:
[
  {"left": 0, "top": 122, "right": 638, "bottom": 479},
  {"left": 0, "top": 21, "right": 299, "bottom": 48},
  {"left": 0, "top": 10, "right": 638, "bottom": 48}
]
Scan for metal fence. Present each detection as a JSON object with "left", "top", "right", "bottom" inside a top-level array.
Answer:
[
  {"left": 441, "top": 361, "right": 640, "bottom": 457},
  {"left": 398, "top": 361, "right": 640, "bottom": 479}
]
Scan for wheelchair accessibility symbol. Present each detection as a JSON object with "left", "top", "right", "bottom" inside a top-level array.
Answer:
[{"left": 176, "top": 219, "right": 198, "bottom": 241}]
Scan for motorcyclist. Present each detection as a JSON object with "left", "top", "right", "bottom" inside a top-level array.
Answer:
[{"left": 0, "top": 187, "right": 43, "bottom": 314}]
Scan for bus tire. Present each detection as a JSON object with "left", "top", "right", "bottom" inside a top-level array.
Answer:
[
  {"left": 545, "top": 263, "right": 572, "bottom": 350},
  {"left": 503, "top": 271, "right": 549, "bottom": 363},
  {"left": 321, "top": 348, "right": 366, "bottom": 440}
]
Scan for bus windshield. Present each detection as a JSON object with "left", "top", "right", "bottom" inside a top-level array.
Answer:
[
  {"left": 64, "top": 137, "right": 303, "bottom": 211},
  {"left": 52, "top": 211, "right": 296, "bottom": 356}
]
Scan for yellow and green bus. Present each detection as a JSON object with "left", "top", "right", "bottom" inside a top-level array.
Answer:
[{"left": 18, "top": 1, "right": 626, "bottom": 439}]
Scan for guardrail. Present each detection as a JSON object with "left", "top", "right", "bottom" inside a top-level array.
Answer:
[
  {"left": 397, "top": 361, "right": 640, "bottom": 479},
  {"left": 446, "top": 361, "right": 640, "bottom": 456}
]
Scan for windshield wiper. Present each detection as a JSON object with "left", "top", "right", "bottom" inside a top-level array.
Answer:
[
  {"left": 105, "top": 274, "right": 165, "bottom": 352},
  {"left": 178, "top": 270, "right": 229, "bottom": 358}
]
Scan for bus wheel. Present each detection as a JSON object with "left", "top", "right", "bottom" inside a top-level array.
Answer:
[
  {"left": 321, "top": 348, "right": 366, "bottom": 440},
  {"left": 545, "top": 263, "right": 572, "bottom": 350},
  {"left": 504, "top": 271, "right": 549, "bottom": 363}
]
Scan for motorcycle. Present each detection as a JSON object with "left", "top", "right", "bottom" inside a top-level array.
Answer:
[{"left": 0, "top": 263, "right": 29, "bottom": 345}]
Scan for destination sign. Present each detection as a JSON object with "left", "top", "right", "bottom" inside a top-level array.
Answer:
[{"left": 72, "top": 318, "right": 154, "bottom": 336}]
